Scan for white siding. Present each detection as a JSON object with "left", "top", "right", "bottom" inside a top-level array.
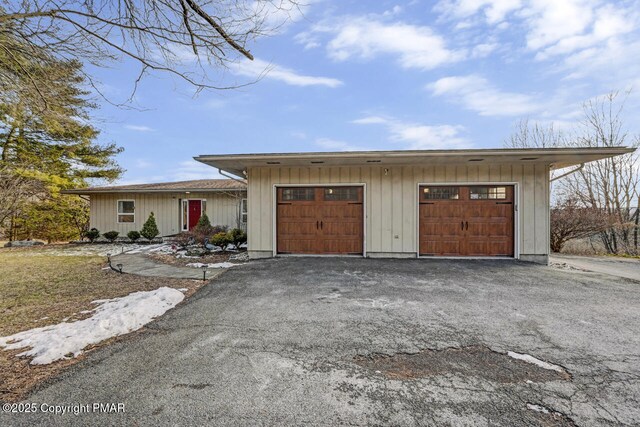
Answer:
[
  {"left": 90, "top": 192, "right": 245, "bottom": 236},
  {"left": 247, "top": 164, "right": 550, "bottom": 258}
]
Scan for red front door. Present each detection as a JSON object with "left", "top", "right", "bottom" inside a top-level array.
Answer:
[{"left": 188, "top": 200, "right": 202, "bottom": 230}]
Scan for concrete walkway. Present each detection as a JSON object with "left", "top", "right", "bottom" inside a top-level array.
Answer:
[
  {"left": 550, "top": 253, "right": 640, "bottom": 281},
  {"left": 110, "top": 253, "right": 223, "bottom": 280}
]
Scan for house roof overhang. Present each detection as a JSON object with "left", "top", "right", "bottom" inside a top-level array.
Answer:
[
  {"left": 194, "top": 147, "right": 636, "bottom": 178},
  {"left": 62, "top": 188, "right": 246, "bottom": 195},
  {"left": 61, "top": 179, "right": 246, "bottom": 195}
]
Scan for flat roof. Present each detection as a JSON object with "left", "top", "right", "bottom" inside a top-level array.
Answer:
[
  {"left": 195, "top": 147, "right": 635, "bottom": 178},
  {"left": 62, "top": 179, "right": 246, "bottom": 195}
]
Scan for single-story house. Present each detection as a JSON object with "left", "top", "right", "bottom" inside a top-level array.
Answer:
[
  {"left": 67, "top": 147, "right": 634, "bottom": 264},
  {"left": 195, "top": 147, "right": 634, "bottom": 264},
  {"left": 63, "top": 179, "right": 247, "bottom": 236}
]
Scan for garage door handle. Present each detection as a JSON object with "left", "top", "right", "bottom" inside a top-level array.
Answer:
[
  {"left": 461, "top": 221, "right": 464, "bottom": 230},
  {"left": 496, "top": 202, "right": 512, "bottom": 205},
  {"left": 316, "top": 221, "right": 319, "bottom": 229},
  {"left": 465, "top": 221, "right": 468, "bottom": 230}
]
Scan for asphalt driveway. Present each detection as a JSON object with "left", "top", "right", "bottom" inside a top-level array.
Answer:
[
  {"left": 3, "top": 258, "right": 640, "bottom": 426},
  {"left": 550, "top": 253, "right": 640, "bottom": 282}
]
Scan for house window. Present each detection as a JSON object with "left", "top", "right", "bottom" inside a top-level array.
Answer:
[
  {"left": 117, "top": 200, "right": 135, "bottom": 223},
  {"left": 182, "top": 200, "right": 188, "bottom": 230},
  {"left": 423, "top": 187, "right": 460, "bottom": 200},
  {"left": 241, "top": 198, "right": 248, "bottom": 223},
  {"left": 469, "top": 186, "right": 507, "bottom": 200}
]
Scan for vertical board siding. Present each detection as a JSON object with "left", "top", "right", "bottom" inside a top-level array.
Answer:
[
  {"left": 90, "top": 192, "right": 244, "bottom": 237},
  {"left": 521, "top": 164, "right": 535, "bottom": 254},
  {"left": 534, "top": 164, "right": 548, "bottom": 254},
  {"left": 247, "top": 164, "right": 550, "bottom": 256},
  {"left": 401, "top": 166, "right": 414, "bottom": 252},
  {"left": 370, "top": 167, "right": 382, "bottom": 252},
  {"left": 391, "top": 167, "right": 403, "bottom": 252}
]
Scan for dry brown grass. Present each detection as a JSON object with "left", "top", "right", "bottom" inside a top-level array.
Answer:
[{"left": 0, "top": 247, "right": 204, "bottom": 402}]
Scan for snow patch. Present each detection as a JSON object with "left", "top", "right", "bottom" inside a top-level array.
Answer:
[
  {"left": 507, "top": 351, "right": 565, "bottom": 373},
  {"left": 185, "top": 262, "right": 236, "bottom": 269},
  {"left": 0, "top": 287, "right": 184, "bottom": 365},
  {"left": 526, "top": 403, "right": 550, "bottom": 414}
]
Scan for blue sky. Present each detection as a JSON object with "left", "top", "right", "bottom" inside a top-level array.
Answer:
[{"left": 90, "top": 0, "right": 640, "bottom": 185}]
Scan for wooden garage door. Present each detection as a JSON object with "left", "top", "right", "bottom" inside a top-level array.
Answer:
[
  {"left": 419, "top": 185, "right": 514, "bottom": 257},
  {"left": 277, "top": 187, "right": 363, "bottom": 255}
]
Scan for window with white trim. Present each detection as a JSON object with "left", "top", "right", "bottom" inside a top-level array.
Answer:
[
  {"left": 117, "top": 200, "right": 135, "bottom": 223},
  {"left": 241, "top": 198, "right": 247, "bottom": 223}
]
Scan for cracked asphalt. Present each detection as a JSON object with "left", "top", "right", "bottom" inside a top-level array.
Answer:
[{"left": 3, "top": 258, "right": 640, "bottom": 426}]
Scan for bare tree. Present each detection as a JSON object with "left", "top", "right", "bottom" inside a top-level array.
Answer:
[
  {"left": 505, "top": 91, "right": 640, "bottom": 255},
  {"left": 506, "top": 119, "right": 566, "bottom": 149},
  {"left": 561, "top": 92, "right": 640, "bottom": 254},
  {"left": 0, "top": 0, "right": 302, "bottom": 102},
  {"left": 550, "top": 197, "right": 610, "bottom": 253},
  {"left": 217, "top": 189, "right": 247, "bottom": 230},
  {"left": 0, "top": 163, "right": 46, "bottom": 238},
  {"left": 506, "top": 119, "right": 567, "bottom": 181}
]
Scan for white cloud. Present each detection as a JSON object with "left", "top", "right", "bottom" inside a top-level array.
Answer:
[
  {"left": 202, "top": 98, "right": 228, "bottom": 109},
  {"left": 313, "top": 138, "right": 368, "bottom": 151},
  {"left": 171, "top": 160, "right": 224, "bottom": 181},
  {"left": 231, "top": 58, "right": 343, "bottom": 88},
  {"left": 521, "top": 0, "right": 599, "bottom": 51},
  {"left": 435, "top": 0, "right": 522, "bottom": 24},
  {"left": 352, "top": 116, "right": 471, "bottom": 149},
  {"left": 351, "top": 116, "right": 388, "bottom": 125},
  {"left": 113, "top": 160, "right": 223, "bottom": 185},
  {"left": 135, "top": 159, "right": 153, "bottom": 169},
  {"left": 298, "top": 17, "right": 465, "bottom": 70},
  {"left": 435, "top": 0, "right": 639, "bottom": 74},
  {"left": 533, "top": 3, "right": 636, "bottom": 59},
  {"left": 471, "top": 42, "right": 499, "bottom": 58},
  {"left": 427, "top": 75, "right": 544, "bottom": 116},
  {"left": 125, "top": 125, "right": 155, "bottom": 132},
  {"left": 294, "top": 31, "right": 321, "bottom": 50}
]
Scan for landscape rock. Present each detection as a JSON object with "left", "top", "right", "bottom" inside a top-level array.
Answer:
[{"left": 229, "top": 251, "right": 250, "bottom": 262}]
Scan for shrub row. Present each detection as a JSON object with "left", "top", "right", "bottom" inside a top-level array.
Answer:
[
  {"left": 84, "top": 212, "right": 160, "bottom": 243},
  {"left": 173, "top": 213, "right": 247, "bottom": 251}
]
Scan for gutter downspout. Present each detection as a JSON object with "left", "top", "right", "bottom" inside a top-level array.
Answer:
[
  {"left": 550, "top": 163, "right": 584, "bottom": 182},
  {"left": 218, "top": 168, "right": 247, "bottom": 186}
]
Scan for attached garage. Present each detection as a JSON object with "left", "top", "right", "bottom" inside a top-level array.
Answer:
[
  {"left": 276, "top": 186, "right": 364, "bottom": 255},
  {"left": 196, "top": 147, "right": 634, "bottom": 264},
  {"left": 418, "top": 185, "right": 514, "bottom": 257}
]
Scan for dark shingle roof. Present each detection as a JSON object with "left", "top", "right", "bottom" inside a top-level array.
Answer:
[{"left": 62, "top": 179, "right": 246, "bottom": 194}]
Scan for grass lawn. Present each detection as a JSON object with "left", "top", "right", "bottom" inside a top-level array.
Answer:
[{"left": 0, "top": 247, "right": 203, "bottom": 402}]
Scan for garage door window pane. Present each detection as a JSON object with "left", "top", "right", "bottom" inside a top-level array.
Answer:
[
  {"left": 423, "top": 187, "right": 459, "bottom": 200},
  {"left": 281, "top": 188, "right": 315, "bottom": 201},
  {"left": 324, "top": 187, "right": 359, "bottom": 201},
  {"left": 470, "top": 186, "right": 507, "bottom": 200}
]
